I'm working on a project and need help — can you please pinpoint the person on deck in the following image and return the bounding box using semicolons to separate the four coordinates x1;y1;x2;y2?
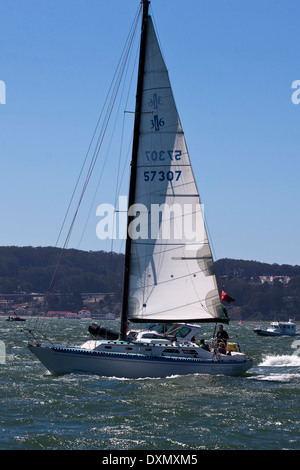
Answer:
217;342;227;355
199;339;210;351
216;325;229;344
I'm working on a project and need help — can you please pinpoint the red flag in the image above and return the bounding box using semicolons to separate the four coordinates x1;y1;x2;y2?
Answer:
221;290;235;303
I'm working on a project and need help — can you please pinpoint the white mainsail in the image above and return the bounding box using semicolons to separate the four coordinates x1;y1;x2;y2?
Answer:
127;17;226;323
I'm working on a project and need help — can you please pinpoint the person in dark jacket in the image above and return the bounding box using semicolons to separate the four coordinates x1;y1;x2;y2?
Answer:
216;325;229;344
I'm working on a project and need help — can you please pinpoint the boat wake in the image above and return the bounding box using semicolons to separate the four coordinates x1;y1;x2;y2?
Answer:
259;354;300;368
249;354;300;382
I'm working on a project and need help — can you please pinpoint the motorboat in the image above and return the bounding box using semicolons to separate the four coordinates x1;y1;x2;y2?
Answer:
254;319;299;337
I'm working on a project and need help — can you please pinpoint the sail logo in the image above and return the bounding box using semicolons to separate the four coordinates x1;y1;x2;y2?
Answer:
148;93;162;109
151;115;165;131
0;80;6;104
96;195;206;247
291;80;300;104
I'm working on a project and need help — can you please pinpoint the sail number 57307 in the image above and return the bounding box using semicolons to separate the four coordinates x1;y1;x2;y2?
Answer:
145;150;182;161
144;170;181;182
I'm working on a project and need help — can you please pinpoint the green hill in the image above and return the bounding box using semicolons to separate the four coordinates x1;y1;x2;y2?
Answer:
0;246;299;320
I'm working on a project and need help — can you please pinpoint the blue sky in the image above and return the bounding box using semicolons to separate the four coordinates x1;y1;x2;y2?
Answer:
0;0;299;266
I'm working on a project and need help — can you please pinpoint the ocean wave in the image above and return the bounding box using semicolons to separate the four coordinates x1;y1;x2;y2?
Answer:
249;372;300;382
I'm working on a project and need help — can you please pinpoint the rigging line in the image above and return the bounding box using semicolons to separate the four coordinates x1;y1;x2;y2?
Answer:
86;6;141;181
78;110;122;250
111;135;133;255
110;112;126;256
204;212;218;262
110;38;139;254
116;132;133;206
110;42;140;257
54;3;142;251
148;4;166;67
42;6;143;323
114;37;140;209
78;37;137;250
60;4;141;248
55;60;124;250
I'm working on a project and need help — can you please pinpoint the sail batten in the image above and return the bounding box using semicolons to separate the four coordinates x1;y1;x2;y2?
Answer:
125;14;227;324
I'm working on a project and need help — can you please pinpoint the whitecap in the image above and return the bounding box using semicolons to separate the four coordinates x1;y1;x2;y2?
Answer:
248;372;300;382
258;354;300;367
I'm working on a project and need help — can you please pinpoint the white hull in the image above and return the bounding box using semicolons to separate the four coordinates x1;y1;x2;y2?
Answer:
254;329;300;337
254;320;299;337
28;342;253;378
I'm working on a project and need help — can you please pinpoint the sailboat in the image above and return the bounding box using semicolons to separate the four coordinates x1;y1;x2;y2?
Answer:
26;1;253;378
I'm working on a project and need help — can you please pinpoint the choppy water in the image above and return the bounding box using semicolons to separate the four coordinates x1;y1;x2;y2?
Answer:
0;318;299;450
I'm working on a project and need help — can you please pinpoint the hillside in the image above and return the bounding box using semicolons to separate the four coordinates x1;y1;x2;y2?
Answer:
214;258;300;321
0;246;299;321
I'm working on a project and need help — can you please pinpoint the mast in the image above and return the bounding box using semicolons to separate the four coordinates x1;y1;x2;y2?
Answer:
120;1;150;340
